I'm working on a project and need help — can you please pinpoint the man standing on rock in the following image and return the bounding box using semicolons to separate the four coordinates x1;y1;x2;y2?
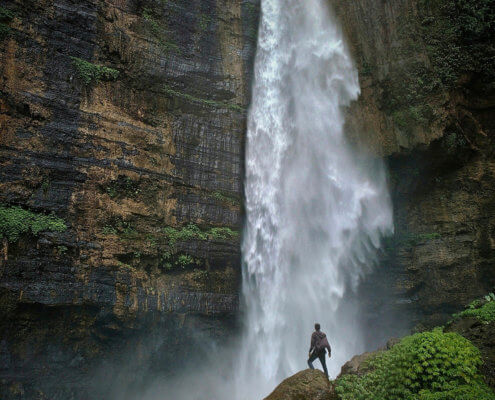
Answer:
307;323;331;379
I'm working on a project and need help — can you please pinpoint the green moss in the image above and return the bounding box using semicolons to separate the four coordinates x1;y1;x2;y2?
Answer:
0;6;15;41
385;232;441;250
198;14;212;31
104;176;141;199
336;328;493;400
209;227;239;240
0;6;14;22
101;219;137;239
376;0;495;132
453;293;495;323
57;245;68;254
163;85;245;112
212;191;240;206
160;251;201;270
0;23;11;40
142;8;180;54
392;105;429;129
102;225;117;235
0;204;67;242
163;223;239;247
70;57;119;85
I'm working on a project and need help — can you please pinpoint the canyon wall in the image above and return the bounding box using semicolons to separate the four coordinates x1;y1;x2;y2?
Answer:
330;0;495;337
0;0;258;398
1;0;494;397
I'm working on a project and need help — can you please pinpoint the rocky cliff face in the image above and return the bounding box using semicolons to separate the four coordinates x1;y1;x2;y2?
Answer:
0;0;258;398
329;0;495;336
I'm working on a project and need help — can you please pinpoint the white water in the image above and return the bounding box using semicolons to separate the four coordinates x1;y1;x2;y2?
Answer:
235;0;393;398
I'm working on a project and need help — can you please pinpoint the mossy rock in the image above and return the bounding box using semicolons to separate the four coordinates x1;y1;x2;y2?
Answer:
264;369;336;400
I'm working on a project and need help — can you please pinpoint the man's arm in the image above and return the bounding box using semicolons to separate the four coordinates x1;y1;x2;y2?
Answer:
325;338;331;357
309;332;316;354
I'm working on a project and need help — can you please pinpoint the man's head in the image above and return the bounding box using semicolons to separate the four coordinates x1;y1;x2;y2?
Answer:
314;323;320;331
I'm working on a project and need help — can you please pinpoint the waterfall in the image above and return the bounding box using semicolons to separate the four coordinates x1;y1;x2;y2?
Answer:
236;0;393;397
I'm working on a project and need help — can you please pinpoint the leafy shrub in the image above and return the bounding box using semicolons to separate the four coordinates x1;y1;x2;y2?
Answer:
454;293;495;323
336;328;492;400
0;204;67;242
419;384;495;400
70;57;119;85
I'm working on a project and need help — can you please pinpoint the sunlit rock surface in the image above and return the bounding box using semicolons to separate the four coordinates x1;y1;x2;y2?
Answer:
0;0;258;398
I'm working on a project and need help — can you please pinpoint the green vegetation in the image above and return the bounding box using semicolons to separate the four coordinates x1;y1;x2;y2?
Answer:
101;219;137;239
212;191;240;206
0;6;14;41
102;225;118;235
243;2;259;40
105;176;141;199
198;14;212;31
163;223;239;246
0;204;67;242
70;57;119;85
336;328;494;400
453;293;495;323
142;7;180;53
57;245;68;254
160;251;201;270
41;179;50;194
160;223;238;271
373;0;495;133
385;232;441;250
163;85;245;112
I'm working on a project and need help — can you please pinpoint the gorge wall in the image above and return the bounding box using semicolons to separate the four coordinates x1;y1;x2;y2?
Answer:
0;0;258;398
1;0;495;398
330;0;495;338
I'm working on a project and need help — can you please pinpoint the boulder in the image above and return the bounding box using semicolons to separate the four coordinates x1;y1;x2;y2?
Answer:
264;369;337;400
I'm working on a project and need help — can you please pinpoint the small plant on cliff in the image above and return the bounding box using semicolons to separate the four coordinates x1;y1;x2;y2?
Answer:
163;224;239;247
336;328;493;400
142;8;180;54
212;191;240;207
70;57;119;85
453;293;495;324
0;6;15;41
0;204;67;242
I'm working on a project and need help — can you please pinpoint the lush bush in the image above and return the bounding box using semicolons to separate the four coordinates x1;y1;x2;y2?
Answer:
0;204;67;242
420;384;495;400
70;57;119;85
454;293;495;323
336;328;493;400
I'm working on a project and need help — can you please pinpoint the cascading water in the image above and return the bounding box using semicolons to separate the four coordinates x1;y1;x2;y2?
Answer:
236;0;393;398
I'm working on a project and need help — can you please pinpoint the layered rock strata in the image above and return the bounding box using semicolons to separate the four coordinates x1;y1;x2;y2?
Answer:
330;0;495;334
0;0;258;398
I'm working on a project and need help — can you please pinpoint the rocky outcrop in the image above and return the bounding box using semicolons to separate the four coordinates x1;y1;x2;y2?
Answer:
329;0;495;334
0;0;259;398
264;370;337;400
